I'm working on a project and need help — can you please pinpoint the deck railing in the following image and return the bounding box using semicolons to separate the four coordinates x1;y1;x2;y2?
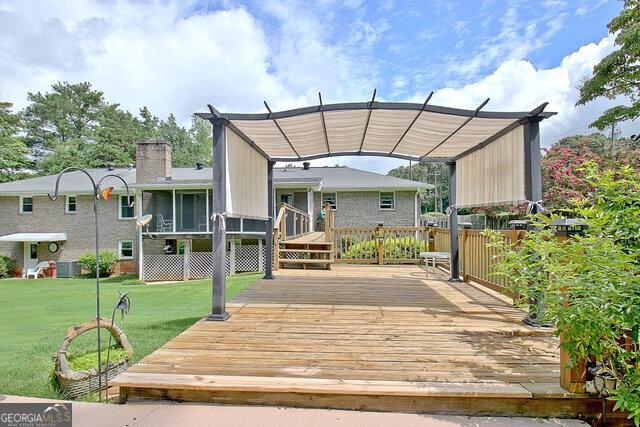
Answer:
330;225;524;294
274;202;310;242
333;225;432;264
273;202;311;270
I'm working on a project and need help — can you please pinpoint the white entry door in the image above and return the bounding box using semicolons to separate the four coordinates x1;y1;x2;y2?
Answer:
23;242;38;273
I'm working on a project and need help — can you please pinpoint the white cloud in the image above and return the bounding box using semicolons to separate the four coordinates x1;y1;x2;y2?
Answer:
0;0;298;119
422;35;639;148
304;35;638;173
0;0;635;177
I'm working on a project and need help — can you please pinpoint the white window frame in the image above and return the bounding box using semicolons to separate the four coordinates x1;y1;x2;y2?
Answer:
20;196;33;214
65;195;77;213
379;191;396;210
118;240;134;259
119;195;135;219
321;192;337;210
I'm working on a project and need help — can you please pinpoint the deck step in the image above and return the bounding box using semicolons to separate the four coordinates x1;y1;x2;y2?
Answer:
280;258;334;264
279;249;334;254
281;241;334;246
114;372;532;398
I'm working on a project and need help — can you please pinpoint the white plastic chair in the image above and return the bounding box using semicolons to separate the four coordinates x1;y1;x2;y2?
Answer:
26;261;50;279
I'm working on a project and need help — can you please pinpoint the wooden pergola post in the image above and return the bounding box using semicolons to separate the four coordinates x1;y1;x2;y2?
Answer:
448;162;461;282
207;118;230;321
264;161;275;279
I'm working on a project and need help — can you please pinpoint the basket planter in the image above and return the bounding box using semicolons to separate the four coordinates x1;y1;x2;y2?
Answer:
53;317;133;398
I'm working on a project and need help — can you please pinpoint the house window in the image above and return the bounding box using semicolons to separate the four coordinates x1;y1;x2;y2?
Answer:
66;195;77;213
279;193;293;205
322;192;337;210
119;195;135;219
118;240;134;259
20;196;33;213
379;192;395;210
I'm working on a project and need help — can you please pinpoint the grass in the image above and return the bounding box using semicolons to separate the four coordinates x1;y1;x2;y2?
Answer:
0;273;261;399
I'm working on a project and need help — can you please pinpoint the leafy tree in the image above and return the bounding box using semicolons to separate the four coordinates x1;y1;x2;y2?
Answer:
22;82;106;155
0;98;30;182
93;105;146;163
188;116;213;165
387;163;448;213
157;114;192;167
16;81;212;177
156;114;212;167
577;0;640;129
139;106;159;137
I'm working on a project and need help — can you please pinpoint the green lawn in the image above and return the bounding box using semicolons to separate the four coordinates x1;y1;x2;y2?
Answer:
0;273;261;399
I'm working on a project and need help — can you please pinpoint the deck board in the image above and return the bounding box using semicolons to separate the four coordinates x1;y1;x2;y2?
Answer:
114;265;605;417
282;232;331;244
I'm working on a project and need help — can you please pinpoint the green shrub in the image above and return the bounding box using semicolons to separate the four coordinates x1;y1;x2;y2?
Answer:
340;236;428;260
487;163;640;425
0;254;17;278
77;250;118;277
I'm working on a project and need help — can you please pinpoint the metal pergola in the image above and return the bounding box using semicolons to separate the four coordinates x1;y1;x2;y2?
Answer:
196;92;555;321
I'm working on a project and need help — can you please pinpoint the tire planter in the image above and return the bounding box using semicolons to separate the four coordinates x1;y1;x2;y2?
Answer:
53;317;133;398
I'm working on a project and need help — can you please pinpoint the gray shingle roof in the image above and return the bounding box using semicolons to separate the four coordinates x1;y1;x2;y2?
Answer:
0;168;136;194
0;165;430;194
274;166;432;190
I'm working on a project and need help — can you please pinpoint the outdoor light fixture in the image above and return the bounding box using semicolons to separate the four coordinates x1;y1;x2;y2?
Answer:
508;220;529;230
48;167;133;403
551;218;587;237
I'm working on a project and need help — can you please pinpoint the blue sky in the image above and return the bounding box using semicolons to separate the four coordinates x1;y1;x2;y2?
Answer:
249;0;619;98
0;0;634;173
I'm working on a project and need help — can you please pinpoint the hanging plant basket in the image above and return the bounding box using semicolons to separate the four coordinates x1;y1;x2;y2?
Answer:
53;317;133;398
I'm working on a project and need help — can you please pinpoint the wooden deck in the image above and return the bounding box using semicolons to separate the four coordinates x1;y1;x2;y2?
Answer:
114;265;605;418
283;231;331;245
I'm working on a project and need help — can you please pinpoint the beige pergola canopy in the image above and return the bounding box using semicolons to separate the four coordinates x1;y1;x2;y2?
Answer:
197;95;555;162
198;94;556;321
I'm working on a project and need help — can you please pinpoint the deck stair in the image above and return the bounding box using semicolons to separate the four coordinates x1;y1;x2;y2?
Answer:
273;202;335;270
279;232;334;270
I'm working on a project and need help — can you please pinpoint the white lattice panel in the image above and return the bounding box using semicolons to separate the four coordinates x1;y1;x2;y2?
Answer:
236;245;259;272
189;252;213;279
144;254;184;282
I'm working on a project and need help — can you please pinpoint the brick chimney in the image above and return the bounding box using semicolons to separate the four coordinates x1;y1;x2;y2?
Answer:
136;138;172;184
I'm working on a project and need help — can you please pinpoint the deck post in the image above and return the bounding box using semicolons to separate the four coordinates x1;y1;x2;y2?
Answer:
448;162;461;282
207;118;230;321
524;118;543;206
264;161;275;279
523;118;550;327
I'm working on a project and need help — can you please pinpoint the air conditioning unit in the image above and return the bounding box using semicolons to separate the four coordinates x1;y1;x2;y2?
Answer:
57;261;80;278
